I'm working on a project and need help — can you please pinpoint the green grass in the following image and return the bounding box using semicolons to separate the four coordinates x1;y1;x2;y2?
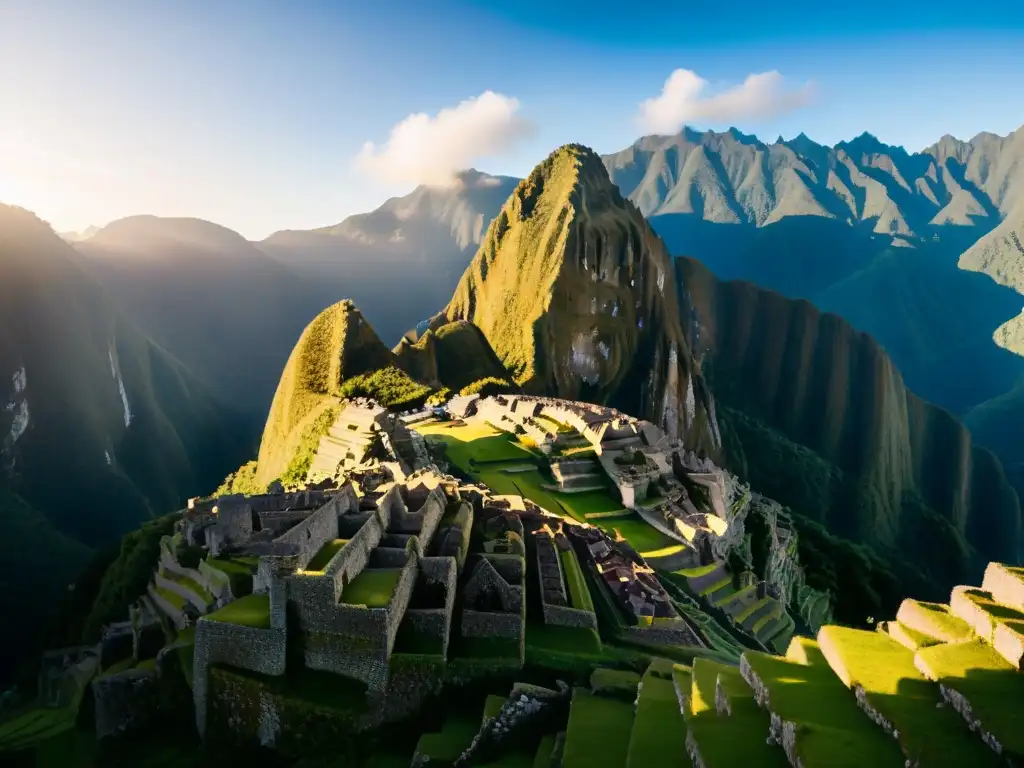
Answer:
526;621;602;656
741;648;906;767
415;420;534;471
304;538;349;572
415;713;480;762
160;567;213;604
560;548;595;613
206;557;257;577
688;665;789;767
590;668;642;697
818;626;1002;766
154;585;186;610
483;694;507;722
204;593;271;628
562;687;635;768
915;639;1024;757
457;634;523;660
533;733;557;768
340;568;402;607
595;514;677;553
625;671;688;768
0;708;76;750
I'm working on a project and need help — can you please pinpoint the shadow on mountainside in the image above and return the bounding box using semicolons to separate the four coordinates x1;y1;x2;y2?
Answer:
653;213;1024;417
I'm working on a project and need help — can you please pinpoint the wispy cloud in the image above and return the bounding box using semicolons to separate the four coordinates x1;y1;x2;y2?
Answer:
355;91;533;186
637;70;816;135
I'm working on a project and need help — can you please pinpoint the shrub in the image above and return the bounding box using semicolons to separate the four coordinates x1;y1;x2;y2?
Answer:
425;387;451;407
280;406;340;487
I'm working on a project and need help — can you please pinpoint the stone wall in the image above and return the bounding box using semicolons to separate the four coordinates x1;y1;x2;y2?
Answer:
541;604;598;630
193;619;287;737
199;559;233;602
93;669;159;741
273;498;340;570
462;610;523;639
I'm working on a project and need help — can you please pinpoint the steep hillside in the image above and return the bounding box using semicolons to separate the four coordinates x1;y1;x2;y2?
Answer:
260;170;518;345
676;255;1021;598
75;215;320;424
443;144;720;454
393;320;513;393
0;205;245;682
254;300;397;486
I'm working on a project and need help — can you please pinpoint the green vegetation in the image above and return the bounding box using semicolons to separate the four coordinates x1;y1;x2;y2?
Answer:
426;387;451;406
205;593;271;628
483;694;506;722
340;569;402;607
742;645;905;766
213;460;264;496
0;707;77;752
339;365;433;409
82;512;179;641
915;639;1024;756
590;668;641;698
625;669;687;768
460;377;516;397
559;549;594;613
817;626;1002;766
256;300;395;486
415;420;534;471
897;599;975;644
596;515;677;554
159;567;213;604
562;687;634;768
280;405;340;487
304;539;349;573
415;713;479;763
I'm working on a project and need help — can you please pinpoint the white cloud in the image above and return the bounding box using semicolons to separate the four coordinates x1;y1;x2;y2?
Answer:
355;91;533;186
637;70;815;135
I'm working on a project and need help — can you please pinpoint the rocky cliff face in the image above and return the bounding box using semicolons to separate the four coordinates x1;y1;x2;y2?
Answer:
675;255;1021;599
444;144;720;456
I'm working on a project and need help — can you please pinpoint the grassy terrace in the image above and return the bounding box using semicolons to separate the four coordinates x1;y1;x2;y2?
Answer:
204;593;271;628
625;669;687;768
415;712;480;763
340;568;402;607
304;538;350;573
915;639;1024;757
595;514;677;554
154;585;186;610
562;687;634;767
483;694;506;723
559;548;594;613
742;644;906;767
0;708;77;752
160;567;213;604
414;420;535;470
688;662;790;768
818;626;1002;766
897;600;975;644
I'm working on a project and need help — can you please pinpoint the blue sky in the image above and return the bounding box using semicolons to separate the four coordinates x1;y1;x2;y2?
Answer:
1;0;1023;239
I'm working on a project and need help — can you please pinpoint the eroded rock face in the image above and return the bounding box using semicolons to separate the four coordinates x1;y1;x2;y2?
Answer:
445;145;720;457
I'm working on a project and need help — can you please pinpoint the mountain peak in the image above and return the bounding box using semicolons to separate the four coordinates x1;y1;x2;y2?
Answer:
443;144;720;451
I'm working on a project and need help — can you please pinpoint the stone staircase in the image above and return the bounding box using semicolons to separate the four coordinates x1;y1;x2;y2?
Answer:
307;416;379;481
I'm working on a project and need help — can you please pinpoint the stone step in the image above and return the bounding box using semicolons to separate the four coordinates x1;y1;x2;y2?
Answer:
914;639;1024;762
691;658;727;716
981;563;1024;613
949;586;1024;644
740;645;905;768
817;625;1002;767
